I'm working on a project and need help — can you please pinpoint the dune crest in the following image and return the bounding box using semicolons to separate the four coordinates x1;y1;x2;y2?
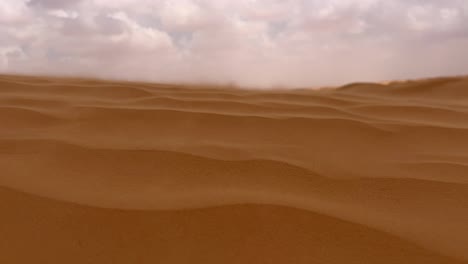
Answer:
1;74;468;263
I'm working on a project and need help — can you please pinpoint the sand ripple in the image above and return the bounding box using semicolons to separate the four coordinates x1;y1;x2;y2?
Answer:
1;74;468;263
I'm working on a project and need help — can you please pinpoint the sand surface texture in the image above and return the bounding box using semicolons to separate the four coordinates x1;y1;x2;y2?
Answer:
1;74;468;263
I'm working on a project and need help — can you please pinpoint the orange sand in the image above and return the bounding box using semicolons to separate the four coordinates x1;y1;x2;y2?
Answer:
1;74;468;263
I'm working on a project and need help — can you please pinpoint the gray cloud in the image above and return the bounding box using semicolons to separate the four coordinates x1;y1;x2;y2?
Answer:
27;0;81;9
1;0;467;87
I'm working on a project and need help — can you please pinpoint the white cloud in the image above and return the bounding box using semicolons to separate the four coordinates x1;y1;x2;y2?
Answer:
0;1;30;23
159;0;203;31
406;5;463;32
0;0;467;87
108;11;173;50
47;9;79;19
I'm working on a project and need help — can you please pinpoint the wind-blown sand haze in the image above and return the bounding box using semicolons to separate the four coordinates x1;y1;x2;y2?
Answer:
1;74;468;263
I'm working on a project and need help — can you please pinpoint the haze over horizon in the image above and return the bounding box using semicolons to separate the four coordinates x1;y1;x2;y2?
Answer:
1;0;468;87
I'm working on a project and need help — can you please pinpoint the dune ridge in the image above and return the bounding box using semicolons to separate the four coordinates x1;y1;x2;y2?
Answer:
1;74;468;263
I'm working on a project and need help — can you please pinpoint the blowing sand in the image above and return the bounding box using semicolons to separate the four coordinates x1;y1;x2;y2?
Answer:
1;74;468;263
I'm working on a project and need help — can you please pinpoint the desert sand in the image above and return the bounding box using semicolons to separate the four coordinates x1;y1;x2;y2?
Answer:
0;74;468;263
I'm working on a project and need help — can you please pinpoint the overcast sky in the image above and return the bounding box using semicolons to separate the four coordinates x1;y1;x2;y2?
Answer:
1;0;467;87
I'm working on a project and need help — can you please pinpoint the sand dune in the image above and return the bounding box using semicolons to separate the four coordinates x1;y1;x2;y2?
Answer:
1;74;468;263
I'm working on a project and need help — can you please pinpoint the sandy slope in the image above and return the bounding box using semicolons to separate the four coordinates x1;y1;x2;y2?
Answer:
1;74;468;263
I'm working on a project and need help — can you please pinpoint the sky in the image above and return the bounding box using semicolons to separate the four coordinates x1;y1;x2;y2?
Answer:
0;0;467;88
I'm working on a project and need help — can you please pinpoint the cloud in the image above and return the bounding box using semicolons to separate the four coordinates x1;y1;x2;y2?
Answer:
0;0;467;87
107;11;173;50
27;0;80;9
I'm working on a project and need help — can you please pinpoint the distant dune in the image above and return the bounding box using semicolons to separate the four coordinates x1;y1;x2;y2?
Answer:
1;74;468;263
